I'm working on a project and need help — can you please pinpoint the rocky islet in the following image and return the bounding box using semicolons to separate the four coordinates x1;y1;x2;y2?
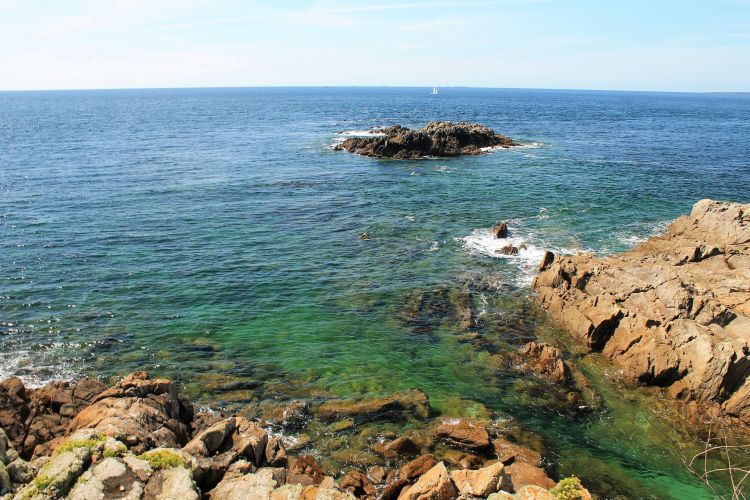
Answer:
334;122;520;159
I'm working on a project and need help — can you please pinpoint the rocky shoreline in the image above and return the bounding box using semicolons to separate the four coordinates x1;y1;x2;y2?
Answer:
334;122;519;159
0;371;591;499
533;199;750;422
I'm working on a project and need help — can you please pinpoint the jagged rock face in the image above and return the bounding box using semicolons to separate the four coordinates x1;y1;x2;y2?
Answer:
0;377;106;460
335;122;519;159
67;371;193;454
533;199;750;420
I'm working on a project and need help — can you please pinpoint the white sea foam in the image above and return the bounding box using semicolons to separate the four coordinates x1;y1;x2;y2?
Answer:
458;225;578;286
335;129;387;138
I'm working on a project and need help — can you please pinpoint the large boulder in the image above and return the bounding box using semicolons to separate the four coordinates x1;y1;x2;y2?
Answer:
533;199;750;420
334;122;520;159
67;372;193;454
449;461;505;497
397;462;457;500
433;419;491;452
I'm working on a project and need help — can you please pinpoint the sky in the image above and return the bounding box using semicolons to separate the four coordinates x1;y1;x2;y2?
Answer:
1;0;749;92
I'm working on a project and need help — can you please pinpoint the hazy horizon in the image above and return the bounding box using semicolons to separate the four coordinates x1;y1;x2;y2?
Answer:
1;85;749;94
1;0;749;93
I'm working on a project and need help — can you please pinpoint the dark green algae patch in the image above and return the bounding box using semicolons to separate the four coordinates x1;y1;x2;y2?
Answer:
86;281;739;499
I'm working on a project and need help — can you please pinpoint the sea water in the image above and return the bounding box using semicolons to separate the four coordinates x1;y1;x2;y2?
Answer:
1;87;749;498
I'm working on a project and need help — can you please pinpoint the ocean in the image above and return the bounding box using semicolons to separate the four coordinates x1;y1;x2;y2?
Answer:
1;87;749;498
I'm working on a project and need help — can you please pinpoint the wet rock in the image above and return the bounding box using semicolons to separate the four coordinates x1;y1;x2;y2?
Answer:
397;462;456;500
492;439;542;467
366;465;386;484
373;436;420;459
513;484;556;499
68;372;192;454
506;462;555;492
381;477;409;500
537;251;554;272
67;457;142;500
493;223;509;239
533;199;750;420
259;401;309;430
433;419;491;452
513;342;570;385
143;466;199;500
286;455;326;486
449;461;505;497
401;286;476;334
501;245;519;255
265;436;288;468
330;419;355;433
399;454;438;481
314;390;429;423
340;470;376;498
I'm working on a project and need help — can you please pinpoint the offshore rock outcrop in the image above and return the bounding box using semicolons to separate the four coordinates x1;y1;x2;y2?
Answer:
533;199;750;421
334;122;520;159
0;373;591;499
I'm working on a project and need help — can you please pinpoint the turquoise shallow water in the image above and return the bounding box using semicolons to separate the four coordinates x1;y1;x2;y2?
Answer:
2;87;750;498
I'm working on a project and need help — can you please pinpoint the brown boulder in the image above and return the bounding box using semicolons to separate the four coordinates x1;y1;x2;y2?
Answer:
0;377;106;459
513;342;570;384
399;454;438;481
493;223;508;239
340;470;376;498
374;436;420;459
287;455;326;486
67;372;192;454
397;462;456;500
506;462;555;492
501;245;519;255
450;461;505;497
492;438;542;466
433;419;491;451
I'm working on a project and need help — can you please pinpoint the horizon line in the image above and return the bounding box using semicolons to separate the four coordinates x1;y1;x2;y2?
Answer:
0;85;748;95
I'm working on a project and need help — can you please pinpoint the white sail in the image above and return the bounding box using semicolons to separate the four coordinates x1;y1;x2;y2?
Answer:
431;87;438;94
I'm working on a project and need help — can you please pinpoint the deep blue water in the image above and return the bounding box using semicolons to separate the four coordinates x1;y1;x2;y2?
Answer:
1;87;749;498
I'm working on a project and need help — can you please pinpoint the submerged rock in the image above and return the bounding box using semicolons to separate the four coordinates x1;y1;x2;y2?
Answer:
334;122;520;159
314;390;429;424
533;199;750;421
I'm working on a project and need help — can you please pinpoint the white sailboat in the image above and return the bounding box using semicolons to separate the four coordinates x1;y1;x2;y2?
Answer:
431;87;438;95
